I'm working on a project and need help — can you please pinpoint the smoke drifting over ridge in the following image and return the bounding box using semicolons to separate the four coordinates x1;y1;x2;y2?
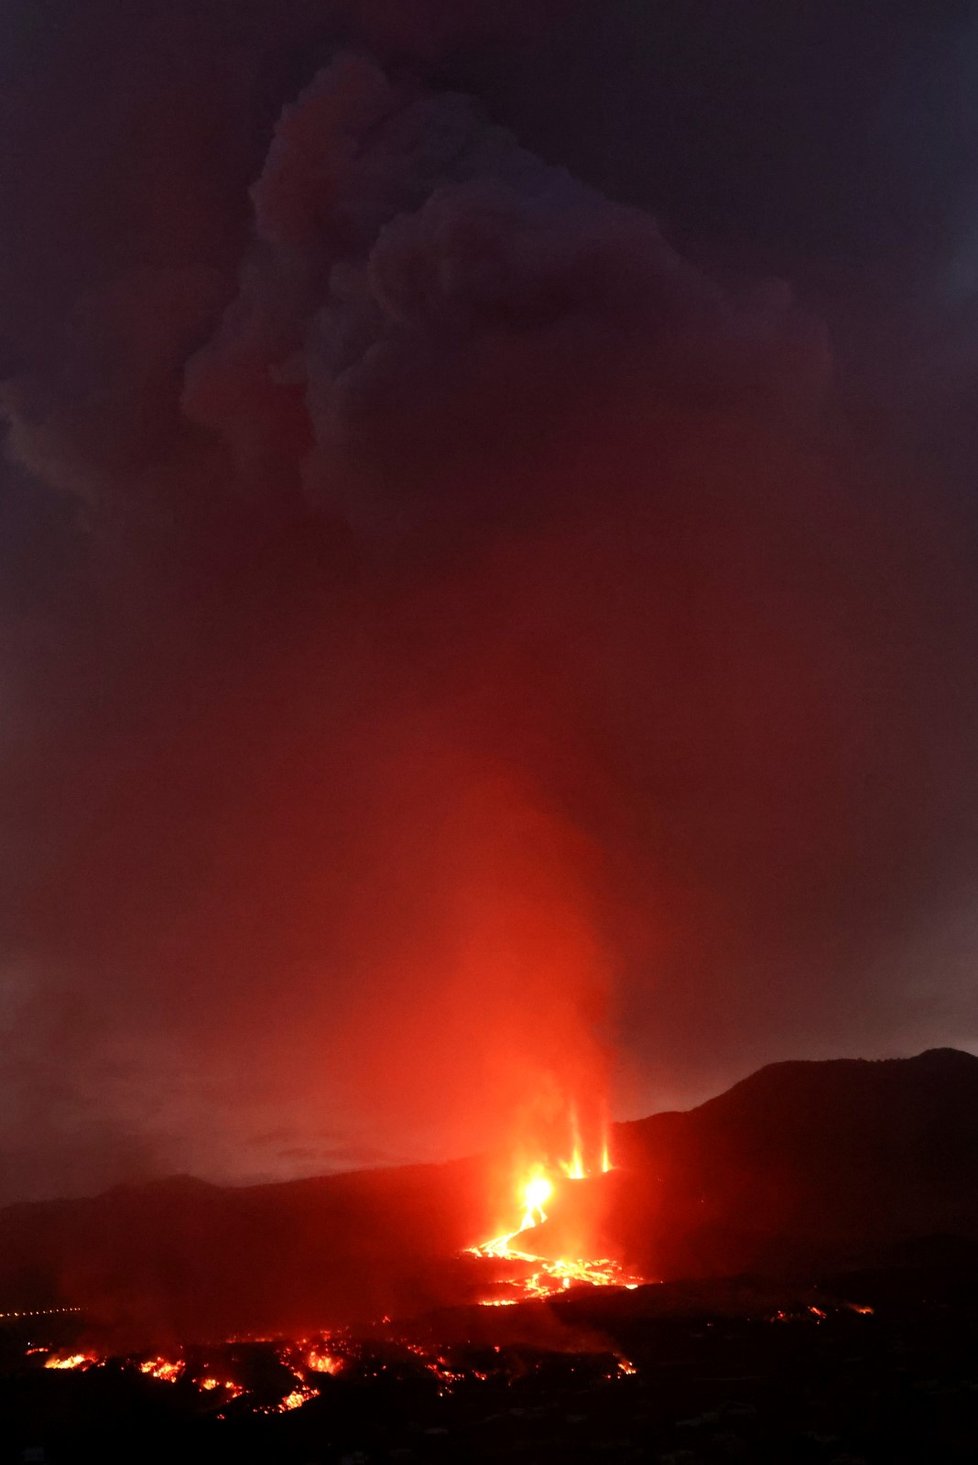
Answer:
1;1;978;1201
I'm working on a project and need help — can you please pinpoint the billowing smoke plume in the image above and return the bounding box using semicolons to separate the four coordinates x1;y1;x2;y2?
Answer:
1;1;977;1201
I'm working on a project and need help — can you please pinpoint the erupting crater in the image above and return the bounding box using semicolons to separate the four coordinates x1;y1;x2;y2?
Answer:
465;1130;649;1305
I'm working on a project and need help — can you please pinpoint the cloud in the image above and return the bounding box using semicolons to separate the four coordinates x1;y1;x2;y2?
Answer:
0;5;975;1203
184;54;828;534
4;267;229;503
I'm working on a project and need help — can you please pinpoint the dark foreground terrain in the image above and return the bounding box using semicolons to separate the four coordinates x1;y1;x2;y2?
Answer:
3;1256;978;1464
4;1051;978;1461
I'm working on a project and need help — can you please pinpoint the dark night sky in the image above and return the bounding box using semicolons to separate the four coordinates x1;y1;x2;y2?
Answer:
1;0;978;1202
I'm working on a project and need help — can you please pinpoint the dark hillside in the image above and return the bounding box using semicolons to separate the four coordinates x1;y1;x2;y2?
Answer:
2;1050;977;1341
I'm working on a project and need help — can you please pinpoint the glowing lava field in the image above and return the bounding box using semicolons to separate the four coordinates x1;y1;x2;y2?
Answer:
4;1267;978;1464
5;1054;978;1461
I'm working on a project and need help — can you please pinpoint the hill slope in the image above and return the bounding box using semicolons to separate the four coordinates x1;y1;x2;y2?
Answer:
2;1049;977;1340
611;1047;978;1276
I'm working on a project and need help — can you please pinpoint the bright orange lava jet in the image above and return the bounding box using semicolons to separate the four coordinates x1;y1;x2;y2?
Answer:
465;1118;648;1303
519;1171;553;1228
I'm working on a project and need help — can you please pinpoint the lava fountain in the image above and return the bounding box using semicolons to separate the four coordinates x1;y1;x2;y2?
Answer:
466;1116;649;1304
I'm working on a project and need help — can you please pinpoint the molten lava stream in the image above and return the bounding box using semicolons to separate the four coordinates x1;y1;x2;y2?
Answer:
466;1156;647;1304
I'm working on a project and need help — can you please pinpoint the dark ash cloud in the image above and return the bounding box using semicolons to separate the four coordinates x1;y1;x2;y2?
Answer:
0;1;976;1202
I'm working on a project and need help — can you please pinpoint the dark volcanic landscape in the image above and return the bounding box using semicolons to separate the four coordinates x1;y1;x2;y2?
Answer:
3;1049;976;1339
2;1051;978;1461
6;2;978;1459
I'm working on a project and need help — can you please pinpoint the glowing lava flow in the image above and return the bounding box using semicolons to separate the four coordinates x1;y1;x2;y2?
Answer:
44;1352;99;1371
305;1346;343;1375
466;1135;647;1304
139;1357;185;1383
259;1385;317;1414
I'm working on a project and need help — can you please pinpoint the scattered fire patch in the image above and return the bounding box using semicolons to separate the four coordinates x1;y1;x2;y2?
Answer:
138;1357;185;1382
258;1384;317;1413
304;1345;343;1375
15;1296;886;1427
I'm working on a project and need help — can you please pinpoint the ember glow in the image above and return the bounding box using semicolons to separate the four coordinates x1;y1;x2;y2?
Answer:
139;1357;185;1383
305;1346;343;1375
27;1339;342;1413
20;1299;882;1417
404;1344;465;1396
197;1375;248;1400
43;1353;98;1371
260;1385;317;1414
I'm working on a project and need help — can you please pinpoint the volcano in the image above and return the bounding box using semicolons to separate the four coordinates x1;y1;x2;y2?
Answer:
4;1051;978;1462
1;1049;976;1343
